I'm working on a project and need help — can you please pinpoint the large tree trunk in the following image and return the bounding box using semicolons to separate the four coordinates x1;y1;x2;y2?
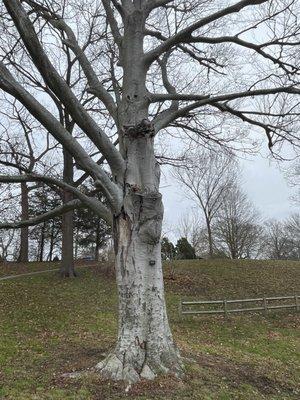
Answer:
18;181;29;263
95;11;182;383
96;193;182;383
95;123;182;383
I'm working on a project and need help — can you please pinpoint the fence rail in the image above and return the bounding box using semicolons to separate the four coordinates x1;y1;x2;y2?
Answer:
180;295;300;316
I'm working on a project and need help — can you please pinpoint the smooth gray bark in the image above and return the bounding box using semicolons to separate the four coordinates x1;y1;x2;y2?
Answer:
91;10;183;381
96;127;182;382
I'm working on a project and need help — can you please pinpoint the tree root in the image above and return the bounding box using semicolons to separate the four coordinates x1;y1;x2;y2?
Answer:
94;347;184;385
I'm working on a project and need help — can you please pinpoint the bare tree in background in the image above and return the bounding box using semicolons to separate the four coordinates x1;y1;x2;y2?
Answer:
263;219;292;259
174;150;237;257
264;214;300;259
286;213;300;259
0;103;59;262
287;161;300;205
177;212;203;254
214;183;262;259
0;0;299;382
0;185;19;260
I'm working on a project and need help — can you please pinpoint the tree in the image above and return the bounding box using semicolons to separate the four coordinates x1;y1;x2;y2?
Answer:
0;229;17;261
0;0;299;383
0;185;20;260
286;161;300;205
286;213;300;260
161;236;176;260
175;237;196;260
174;150;237;257
0;104;58;262
28;184;62;261
263;215;300;260
177;212;204;256
214;184;262;259
263;219;291;259
74;204;111;261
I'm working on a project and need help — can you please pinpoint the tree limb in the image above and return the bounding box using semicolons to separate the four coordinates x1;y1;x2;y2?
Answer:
0;174;113;224
0;199;83;229
144;0;268;65
0;61;122;212
3;0;125;178
153;86;300;132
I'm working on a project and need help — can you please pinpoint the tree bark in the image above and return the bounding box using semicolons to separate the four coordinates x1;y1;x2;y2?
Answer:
95;123;182;382
39;222;45;262
95;221;100;261
18;181;29;263
47;221;55;261
94;10;183;382
205;216;214;258
96;193;182;382
60;147;76;277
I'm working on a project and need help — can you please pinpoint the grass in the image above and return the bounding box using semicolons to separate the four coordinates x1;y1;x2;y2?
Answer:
0;259;299;399
0;260;98;278
0;261;60;277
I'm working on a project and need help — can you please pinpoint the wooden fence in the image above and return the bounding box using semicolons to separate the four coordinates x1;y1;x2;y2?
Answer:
180;295;300;316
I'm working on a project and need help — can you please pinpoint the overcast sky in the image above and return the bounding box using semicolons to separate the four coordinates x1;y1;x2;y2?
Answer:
160;151;299;242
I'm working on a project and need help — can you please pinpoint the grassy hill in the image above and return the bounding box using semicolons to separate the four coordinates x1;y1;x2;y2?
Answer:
0;259;299;400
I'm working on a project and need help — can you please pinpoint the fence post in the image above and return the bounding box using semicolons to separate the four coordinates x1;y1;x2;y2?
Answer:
295;295;299;312
179;299;182;317
263;296;267;315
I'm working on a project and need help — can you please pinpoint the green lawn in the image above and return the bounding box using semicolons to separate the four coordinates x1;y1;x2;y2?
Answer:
0;259;299;399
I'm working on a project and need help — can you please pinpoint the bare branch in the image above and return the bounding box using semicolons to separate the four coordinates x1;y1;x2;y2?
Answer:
3;0;124;177
144;0;268;65
0;173;113;224
0;61;122;211
0;199;84;229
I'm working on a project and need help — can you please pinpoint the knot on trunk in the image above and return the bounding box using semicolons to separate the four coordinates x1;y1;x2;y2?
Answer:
129;191;163;245
123;119;154;139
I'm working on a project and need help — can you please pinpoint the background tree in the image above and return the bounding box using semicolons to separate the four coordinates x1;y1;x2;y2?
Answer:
177;212;204;256
28;184;62;262
175;237;196;260
286;213;300;260
0;0;299;383
173;149;237;257
74;205;111;261
263;216;300;260
0;103;59;262
286;161;300;205
213;183;262;259
161;237;176;260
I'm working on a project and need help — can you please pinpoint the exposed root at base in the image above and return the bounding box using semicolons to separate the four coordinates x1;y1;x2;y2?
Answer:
61;370;91;379
94;351;184;385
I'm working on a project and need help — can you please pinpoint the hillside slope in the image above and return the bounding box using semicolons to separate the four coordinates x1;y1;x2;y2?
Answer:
0;259;299;400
